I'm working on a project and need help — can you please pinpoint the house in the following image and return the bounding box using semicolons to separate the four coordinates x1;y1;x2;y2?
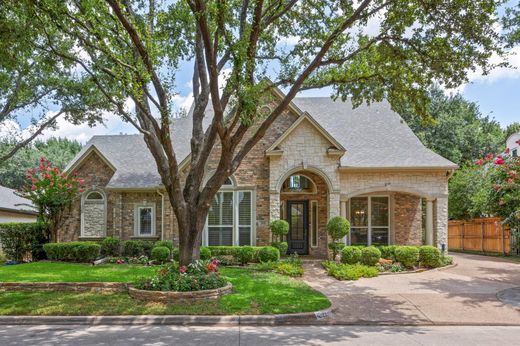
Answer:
506;132;520;157
59;88;457;258
0;185;37;223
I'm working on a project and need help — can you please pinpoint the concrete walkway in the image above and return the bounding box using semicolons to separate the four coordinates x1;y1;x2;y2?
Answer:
302;253;520;325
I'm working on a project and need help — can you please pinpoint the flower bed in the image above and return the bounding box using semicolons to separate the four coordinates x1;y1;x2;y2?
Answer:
0;281;126;293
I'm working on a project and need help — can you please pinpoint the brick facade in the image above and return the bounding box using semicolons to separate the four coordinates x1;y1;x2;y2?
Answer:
393;192;423;245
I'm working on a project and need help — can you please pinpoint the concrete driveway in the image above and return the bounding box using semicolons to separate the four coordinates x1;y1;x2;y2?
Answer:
303;253;520;325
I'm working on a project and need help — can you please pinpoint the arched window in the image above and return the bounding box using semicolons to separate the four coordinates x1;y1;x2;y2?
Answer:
282;175;316;193
81;189;107;238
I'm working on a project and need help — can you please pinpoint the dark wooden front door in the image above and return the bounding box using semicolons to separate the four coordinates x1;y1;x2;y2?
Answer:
287;200;309;255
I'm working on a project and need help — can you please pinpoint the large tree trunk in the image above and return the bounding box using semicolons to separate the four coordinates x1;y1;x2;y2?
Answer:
176;200;210;266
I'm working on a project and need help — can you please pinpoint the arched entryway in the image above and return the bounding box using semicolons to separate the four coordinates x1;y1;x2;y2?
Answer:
279;171;329;257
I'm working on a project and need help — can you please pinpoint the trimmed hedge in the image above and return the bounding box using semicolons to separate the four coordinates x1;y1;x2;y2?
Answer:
151;246;169;263
200;246;212;260
0;222;48;261
271;241;288;256
154;240;174;251
257;246;280;263
378;245;398;261
341;246;362;264
360;246;381;266
395;246;420;268
236;246;255;264
100;237;121;257
43;242;101;262
419;246;442;268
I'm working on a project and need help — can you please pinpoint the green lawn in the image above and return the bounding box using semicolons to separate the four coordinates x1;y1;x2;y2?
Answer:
0;263;330;315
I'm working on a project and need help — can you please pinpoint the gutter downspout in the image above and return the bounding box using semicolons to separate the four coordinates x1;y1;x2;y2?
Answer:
156;190;165;241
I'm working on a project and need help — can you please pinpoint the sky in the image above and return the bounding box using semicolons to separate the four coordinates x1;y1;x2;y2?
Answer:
2;1;519;144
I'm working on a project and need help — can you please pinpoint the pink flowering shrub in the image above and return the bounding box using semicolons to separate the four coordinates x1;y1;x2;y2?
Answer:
22;157;84;241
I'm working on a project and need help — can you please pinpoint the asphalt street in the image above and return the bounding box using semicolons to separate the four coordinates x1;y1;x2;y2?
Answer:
0;325;519;345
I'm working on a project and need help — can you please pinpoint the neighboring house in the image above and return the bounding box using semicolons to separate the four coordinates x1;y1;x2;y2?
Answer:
0;185;37;223
506;132;520;157
59;87;457;258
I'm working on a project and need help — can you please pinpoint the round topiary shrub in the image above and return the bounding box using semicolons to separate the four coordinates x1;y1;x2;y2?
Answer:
341;246;362;264
257;246;280;263
419;246;442;268
395;246;420;268
236;246;255;264
200;246;212;260
100;237;121;257
361;246;381;266
151;246;170;263
154;240;174;251
269;220;289;240
271;241;288;256
171;247;179;261
326;216;350;260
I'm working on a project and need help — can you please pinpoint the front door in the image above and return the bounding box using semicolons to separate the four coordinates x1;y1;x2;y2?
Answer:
287;200;309;255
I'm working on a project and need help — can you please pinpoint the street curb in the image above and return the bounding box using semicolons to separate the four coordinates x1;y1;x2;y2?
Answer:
0;306;334;326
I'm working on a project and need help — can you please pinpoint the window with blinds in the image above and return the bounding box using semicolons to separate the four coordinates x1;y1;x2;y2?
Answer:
206;190;253;246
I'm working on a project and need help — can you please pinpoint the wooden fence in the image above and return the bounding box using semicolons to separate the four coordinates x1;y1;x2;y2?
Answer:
448;217;511;255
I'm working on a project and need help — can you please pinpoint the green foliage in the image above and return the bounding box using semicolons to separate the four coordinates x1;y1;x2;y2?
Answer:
419;246;442;268
341;246;362;264
171;247;180;261
257;246;280;263
236;246;255;264
378;245;398;261
200;246;212;260
122;240;143;258
100;237;121;257
140;241;155;257
322;261;379;281
360;246;381;266
395;246;420;268
0;222;48;261
154;240;174;251
271;241;288;256
151;246;170;263
0;139;82;190
327;216;350;260
43;242;100;262
269;220;289;237
274;262;304;277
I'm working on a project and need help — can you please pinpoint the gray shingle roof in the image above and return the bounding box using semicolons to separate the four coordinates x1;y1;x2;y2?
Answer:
292;97;457;169
65;96;456;188
0;185;37;214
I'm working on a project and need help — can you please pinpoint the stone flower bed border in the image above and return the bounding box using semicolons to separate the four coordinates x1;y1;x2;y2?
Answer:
128;282;233;303
377;262;457;276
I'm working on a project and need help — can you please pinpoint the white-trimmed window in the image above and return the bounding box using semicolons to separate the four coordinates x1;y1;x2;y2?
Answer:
205;177;254;246
135;204;156;236
310;200;318;248
349;196;389;246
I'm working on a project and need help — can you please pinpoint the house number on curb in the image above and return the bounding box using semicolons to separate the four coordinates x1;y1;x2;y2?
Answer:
314;310;331;320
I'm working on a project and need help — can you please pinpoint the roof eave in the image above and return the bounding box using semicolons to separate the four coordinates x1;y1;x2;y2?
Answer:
339;165;458;172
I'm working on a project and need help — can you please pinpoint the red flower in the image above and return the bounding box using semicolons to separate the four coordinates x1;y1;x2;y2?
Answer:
507;178;514;184
475;159;484;166
179;265;187;273
485;153;494;161
493;184;502;191
505;147;510;154
494;156;505;165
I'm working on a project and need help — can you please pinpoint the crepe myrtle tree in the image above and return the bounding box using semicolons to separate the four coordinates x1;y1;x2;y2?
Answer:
9;0;505;264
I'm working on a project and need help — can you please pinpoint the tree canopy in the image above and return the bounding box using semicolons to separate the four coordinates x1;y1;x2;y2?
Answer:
1;0;507;263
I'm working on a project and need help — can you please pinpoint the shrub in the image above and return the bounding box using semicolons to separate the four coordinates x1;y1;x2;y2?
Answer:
100;237;121;257
326;216;350;260
155;240;174;251
341;246;362;264
123;240;143;257
151;246;170;263
441;254;453;266
140;240;155;257
271;241;288;256
328;242;346;260
395;246;420;268
269;219;289;241
257;246;280;263
200;246;211;260
236;246;255;264
322;261;379;280
361;246;381;266
206;246;271;263
43;242;100;262
418;246;442;268
0;222;48;261
171;247;179;261
274;262;304;277
378;245;398;261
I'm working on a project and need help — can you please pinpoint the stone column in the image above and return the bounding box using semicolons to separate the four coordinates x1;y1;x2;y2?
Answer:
340;200;347;244
435;197;448;252
425;198;434;246
329;192;341;218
